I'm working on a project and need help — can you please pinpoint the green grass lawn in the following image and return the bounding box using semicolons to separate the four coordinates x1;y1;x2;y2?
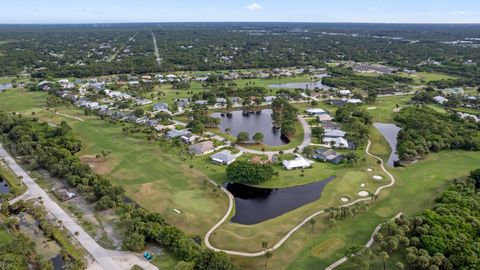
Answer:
0;224;12;246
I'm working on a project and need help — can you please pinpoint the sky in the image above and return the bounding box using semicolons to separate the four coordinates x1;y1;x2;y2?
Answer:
1;0;480;24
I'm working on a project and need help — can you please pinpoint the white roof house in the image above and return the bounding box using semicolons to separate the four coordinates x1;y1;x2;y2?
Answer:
324;129;346;138
306;108;326;116
339;90;352;96
323;137;349;148
282;157;312;170
433;96;448;104
347;99;363;104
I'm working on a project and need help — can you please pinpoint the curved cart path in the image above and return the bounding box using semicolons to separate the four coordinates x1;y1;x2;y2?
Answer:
204;139;396;257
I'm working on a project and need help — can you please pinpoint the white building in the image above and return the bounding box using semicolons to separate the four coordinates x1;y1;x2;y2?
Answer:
282;157;312;170
306;108;326;116
433;96;448;105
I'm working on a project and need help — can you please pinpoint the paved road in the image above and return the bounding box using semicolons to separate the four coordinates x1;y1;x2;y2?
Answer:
204;140;397;258
0;144;157;270
151;31;162;67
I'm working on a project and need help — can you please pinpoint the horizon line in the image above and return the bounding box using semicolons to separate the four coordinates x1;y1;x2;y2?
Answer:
1;21;480;26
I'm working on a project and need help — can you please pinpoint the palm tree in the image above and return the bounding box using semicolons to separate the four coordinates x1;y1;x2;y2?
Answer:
261;240;269;249
264;251;273;267
309;218;317;232
380;251;389;270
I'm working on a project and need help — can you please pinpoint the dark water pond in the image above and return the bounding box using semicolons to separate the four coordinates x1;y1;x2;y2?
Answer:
52;254;66;270
374;123;401;167
211;109;289;146
226;176;336;225
0;176;11;194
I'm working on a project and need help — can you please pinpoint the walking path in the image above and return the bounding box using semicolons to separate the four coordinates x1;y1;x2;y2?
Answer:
0;144;157;270
204;140;397;258
56;112;84;122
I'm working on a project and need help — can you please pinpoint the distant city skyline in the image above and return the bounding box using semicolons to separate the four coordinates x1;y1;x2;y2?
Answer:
2;0;480;24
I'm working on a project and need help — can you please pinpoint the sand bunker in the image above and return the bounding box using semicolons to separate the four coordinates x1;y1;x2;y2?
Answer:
367;168;373;172
358;191;369;197
367;107;377;110
340;196;350;202
360;183;366;188
173;208;182;214
373;175;383;180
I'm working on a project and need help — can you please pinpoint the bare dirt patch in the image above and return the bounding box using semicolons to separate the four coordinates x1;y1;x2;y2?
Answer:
80;155;114;175
310;237;345;259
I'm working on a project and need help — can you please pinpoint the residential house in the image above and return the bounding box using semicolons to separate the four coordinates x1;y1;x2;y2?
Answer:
153;103;169;111
136;99;152;106
195;100;208;105
282;157;312;170
305;108;326;116
188;141;215;156
165;129;191;139
181;134;201;144
317;114;333;122
338;90;352;96
210;150;237;165
324;129;346;138
215;98;227;106
433;96;448;105
154;124;175;132
347;98;363;104
323;137;349;148
443;88;464;96
314;149;345;164
264;96;276;104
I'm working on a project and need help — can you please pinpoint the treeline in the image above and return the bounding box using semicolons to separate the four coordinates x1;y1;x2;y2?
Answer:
395;107;480;161
121;206;239;270
335;104;372;147
271;97;299;138
322;67;414;92
0;112;239;269
347;171;480;270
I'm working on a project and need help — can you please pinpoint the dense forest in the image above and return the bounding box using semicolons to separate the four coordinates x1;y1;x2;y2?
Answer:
0;112;238;270
1;23;480;78
347;171;480;270
395;107;480;160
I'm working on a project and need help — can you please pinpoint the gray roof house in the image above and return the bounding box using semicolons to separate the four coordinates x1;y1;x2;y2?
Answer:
314;149;345;164
166;129;191;139
188;141;215;155
153;103;169;111
210;150;236;165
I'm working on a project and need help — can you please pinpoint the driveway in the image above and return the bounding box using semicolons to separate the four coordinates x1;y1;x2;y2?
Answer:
0;144;157;270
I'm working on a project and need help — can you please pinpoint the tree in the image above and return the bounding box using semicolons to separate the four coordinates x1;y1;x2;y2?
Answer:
380;251;389;270
281;121;296;138
311;127;324;140
264;251;273;267
175;261;194;270
309;218;317;232
253;132;264;144
122;232;145;251
226;161;274;184
261;240;269;249
133;108;144;117
236;132;250;143
187;120;205;134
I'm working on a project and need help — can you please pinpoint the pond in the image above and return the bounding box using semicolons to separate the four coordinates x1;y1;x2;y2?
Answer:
226;176;336;225
374;123;401;167
268;74;331;90
211;109;289;146
0;83;12;92
0;175;11;194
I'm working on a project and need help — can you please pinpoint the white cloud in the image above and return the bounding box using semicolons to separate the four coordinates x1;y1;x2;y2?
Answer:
247;2;262;11
451;11;468;15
